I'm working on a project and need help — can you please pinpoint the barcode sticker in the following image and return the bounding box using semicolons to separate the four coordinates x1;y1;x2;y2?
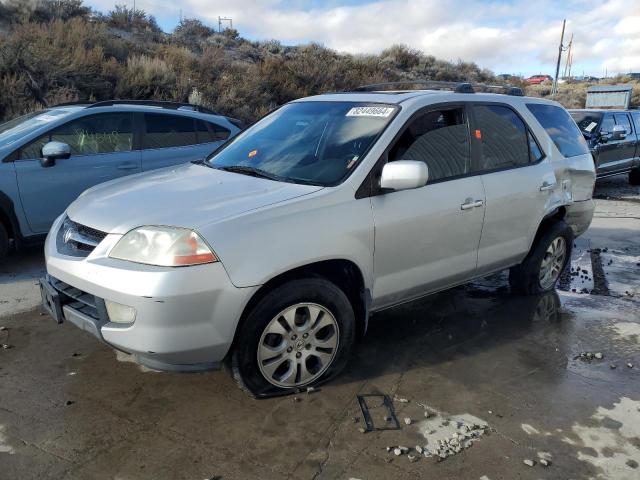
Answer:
346;106;395;118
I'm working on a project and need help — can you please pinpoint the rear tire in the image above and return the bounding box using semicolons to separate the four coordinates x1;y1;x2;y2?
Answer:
229;278;355;397
0;222;9;259
630;168;640;186
509;221;573;295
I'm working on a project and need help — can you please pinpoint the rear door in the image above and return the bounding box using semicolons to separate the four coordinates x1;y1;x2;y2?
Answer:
613;113;636;171
14;112;141;233
141;113;230;171
470;103;555;274
370;104;485;308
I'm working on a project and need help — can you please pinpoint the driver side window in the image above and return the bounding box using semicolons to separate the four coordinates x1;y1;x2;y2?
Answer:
600;114;615;135
388;107;470;182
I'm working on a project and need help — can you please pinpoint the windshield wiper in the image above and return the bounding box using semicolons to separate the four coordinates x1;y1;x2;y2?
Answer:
215;165;283;181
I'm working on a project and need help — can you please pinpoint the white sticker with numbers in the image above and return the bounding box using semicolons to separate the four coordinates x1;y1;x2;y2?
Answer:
346;106;395;118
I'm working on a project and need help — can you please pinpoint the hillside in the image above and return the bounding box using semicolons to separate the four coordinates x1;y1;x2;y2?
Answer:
1;1;638;125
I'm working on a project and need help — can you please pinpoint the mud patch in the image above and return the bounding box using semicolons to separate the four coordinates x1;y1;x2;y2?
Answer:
115;351;159;373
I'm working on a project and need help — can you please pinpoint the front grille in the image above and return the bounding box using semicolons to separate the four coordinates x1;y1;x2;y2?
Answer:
49;276;108;322
56;217;108;257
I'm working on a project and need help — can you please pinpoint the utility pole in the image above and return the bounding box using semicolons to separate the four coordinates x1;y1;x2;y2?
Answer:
552;19;566;97
562;33;573;79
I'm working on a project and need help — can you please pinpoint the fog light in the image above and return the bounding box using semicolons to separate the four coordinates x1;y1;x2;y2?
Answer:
105;300;136;324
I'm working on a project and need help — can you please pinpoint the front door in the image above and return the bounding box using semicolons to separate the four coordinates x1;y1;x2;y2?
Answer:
370;105;485;309
15;112;141;233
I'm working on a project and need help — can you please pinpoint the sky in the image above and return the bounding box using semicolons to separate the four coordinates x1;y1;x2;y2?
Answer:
85;0;640;78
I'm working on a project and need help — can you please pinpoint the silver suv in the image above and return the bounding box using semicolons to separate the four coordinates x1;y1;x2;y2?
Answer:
41;82;596;396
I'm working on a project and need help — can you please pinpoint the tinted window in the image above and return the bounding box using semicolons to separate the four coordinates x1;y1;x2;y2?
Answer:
474;105;530;170
600;114;615;134
21;113;133;159
389;107;469;182
143;114;197;149
527;104;590;157
206;102;396;186
196;120;230;143
614;113;632;133
528;131;544;162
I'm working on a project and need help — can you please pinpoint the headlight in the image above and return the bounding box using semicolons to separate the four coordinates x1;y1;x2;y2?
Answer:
109;226;218;267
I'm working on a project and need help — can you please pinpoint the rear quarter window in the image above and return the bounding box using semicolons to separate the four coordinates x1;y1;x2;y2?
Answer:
526;104;589;157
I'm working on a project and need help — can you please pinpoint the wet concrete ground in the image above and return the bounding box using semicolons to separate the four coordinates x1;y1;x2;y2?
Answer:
1;176;639;480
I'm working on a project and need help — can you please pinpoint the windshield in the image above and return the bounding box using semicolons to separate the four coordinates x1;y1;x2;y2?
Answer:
0;108;79;146
570;111;603;134
206;102;398;185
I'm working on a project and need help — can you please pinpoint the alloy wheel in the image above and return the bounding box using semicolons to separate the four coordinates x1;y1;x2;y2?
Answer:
539;236;567;290
257;303;339;388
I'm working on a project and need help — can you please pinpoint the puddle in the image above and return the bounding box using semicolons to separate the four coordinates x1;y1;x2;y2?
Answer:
0;424;15;454
563;397;640;480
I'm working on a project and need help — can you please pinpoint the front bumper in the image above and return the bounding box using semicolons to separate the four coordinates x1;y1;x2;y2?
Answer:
44;216;258;372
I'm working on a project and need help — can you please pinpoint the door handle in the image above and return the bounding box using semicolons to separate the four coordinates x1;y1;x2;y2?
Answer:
461;198;484;210
117;163;138;170
539;181;556;192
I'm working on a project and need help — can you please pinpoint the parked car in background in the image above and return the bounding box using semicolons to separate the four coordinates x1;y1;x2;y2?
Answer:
569;109;640;184
41;81;595;396
526;75;553;85
0;101;242;257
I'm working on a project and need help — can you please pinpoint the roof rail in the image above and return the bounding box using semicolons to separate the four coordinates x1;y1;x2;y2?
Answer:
354;80;475;94
83;100;221;115
352;80;524;97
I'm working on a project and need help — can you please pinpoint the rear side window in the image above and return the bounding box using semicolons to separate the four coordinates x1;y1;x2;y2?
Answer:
196;120;230;142
143;114;197;149
473;105;530;170
614;113;632;133
527;104;589;157
388;107;470;182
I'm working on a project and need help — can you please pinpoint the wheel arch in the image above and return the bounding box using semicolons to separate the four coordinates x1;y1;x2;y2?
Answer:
0;191;20;244
227;259;369;360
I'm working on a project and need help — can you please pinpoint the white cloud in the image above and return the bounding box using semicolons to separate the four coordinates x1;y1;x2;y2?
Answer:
87;0;640;76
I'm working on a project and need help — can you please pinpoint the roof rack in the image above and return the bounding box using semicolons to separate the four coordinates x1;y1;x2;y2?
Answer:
73;100;221;115
352;80;524;97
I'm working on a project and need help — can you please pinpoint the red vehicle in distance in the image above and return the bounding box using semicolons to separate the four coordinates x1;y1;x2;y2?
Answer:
527;75;553;85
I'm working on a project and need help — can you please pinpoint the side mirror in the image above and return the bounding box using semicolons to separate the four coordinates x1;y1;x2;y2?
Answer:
380;160;428;191
40;141;71;168
611;125;627;141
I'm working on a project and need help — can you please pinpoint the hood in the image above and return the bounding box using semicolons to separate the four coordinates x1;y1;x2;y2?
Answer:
67;163;323;234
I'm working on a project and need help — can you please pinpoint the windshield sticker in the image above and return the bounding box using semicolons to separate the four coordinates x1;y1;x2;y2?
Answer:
584;122;598;133
346;106;395;118
248;149;258;158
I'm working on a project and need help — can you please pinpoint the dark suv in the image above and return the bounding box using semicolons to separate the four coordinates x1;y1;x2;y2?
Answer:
569;109;640;184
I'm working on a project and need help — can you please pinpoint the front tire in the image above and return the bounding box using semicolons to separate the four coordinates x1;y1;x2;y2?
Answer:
509;221;573;295
630;168;640;186
229;278;355;397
